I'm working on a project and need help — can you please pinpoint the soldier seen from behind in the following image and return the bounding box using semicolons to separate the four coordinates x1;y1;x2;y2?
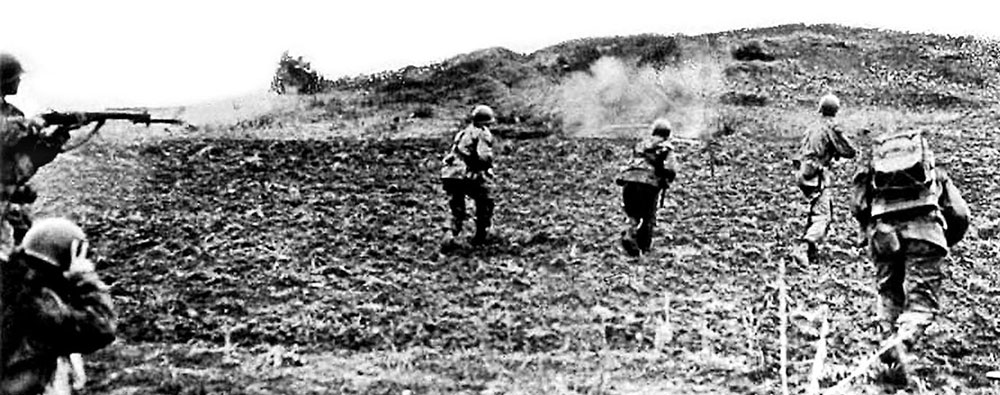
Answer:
850;130;968;385
441;105;497;245
615;118;677;256
0;53;105;256
793;93;857;264
1;218;117;395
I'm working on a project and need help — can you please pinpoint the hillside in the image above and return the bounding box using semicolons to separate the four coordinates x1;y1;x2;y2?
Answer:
23;24;1000;394
329;23;999;126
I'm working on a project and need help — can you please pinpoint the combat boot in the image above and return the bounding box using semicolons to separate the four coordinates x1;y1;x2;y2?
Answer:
451;217;464;237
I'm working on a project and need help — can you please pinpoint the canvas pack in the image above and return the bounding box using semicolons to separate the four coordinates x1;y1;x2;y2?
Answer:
870;129;941;217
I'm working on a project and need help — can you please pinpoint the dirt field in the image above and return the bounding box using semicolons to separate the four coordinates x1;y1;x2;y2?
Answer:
20;102;998;395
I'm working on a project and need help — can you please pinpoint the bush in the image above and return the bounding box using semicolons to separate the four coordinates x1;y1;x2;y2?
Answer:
271;51;328;95
731;41;775;62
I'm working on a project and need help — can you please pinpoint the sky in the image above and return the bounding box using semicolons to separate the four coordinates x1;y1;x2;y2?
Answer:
1;0;998;113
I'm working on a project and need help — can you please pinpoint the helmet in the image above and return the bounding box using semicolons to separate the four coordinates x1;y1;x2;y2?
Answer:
818;94;840;116
471;105;495;125
22;217;87;270
651;117;672;137
0;53;23;82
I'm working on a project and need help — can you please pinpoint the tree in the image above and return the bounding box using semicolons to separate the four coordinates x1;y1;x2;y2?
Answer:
271;51;326;95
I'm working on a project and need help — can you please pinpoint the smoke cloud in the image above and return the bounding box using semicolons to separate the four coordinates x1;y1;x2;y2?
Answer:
554;55;726;139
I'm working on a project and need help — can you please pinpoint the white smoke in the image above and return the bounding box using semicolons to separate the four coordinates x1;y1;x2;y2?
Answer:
554;55;725;139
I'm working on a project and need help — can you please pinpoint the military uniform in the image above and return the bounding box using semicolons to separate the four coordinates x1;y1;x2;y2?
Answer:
441;110;496;244
852;166;967;330
795;115;857;258
0;112;70;258
616;129;676;256
1;54;101;394
0;246;116;395
0;100;28;252
1;54;85;258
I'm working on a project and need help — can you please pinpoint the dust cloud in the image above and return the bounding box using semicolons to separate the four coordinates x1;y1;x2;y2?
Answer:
554;56;725;139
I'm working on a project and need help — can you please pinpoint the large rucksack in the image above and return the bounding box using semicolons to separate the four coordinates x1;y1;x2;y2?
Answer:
869;130;941;217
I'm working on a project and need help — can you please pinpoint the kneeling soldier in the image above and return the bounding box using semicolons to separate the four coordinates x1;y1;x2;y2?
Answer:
1;218;117;395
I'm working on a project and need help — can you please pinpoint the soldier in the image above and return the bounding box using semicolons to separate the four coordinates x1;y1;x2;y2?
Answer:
615;118;676;256
0;53;25;117
850;130;968;383
1;217;117;395
441;105;496;245
793;93;857;264
0;53;105;256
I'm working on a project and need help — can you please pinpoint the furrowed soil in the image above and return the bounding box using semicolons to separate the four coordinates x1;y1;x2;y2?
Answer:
28;106;1000;395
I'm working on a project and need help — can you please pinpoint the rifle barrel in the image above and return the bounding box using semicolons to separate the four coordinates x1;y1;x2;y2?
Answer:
41;111;182;126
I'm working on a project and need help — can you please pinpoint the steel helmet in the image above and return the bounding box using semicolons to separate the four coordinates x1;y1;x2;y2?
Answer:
0;53;23;83
471;105;495;125
651;118;672;137
818;94;840;116
22;217;87;270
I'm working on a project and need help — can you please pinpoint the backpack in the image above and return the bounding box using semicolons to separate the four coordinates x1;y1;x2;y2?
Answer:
869;130;941;217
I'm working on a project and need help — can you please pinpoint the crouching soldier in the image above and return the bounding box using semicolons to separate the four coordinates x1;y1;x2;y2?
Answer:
615;118;677;256
1;218;117;395
441;105;497;245
793;93;857;265
850;130;968;383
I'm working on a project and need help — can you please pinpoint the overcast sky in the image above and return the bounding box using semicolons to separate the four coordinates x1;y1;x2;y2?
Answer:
1;0;997;113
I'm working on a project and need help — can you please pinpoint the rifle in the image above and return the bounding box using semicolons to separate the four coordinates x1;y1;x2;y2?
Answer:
40;111;183;127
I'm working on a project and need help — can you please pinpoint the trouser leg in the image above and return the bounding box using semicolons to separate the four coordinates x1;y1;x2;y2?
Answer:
622;183;658;254
898;240;946;345
875;252;906;331
903;240;946;315
469;182;494;241
874;250;905;366
637;196;657;252
442;180;467;236
621;184;641;256
803;184;831;245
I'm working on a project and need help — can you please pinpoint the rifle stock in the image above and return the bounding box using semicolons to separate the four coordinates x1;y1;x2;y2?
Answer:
40;111;183;127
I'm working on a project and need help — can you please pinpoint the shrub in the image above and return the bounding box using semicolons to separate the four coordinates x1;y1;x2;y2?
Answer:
271;51;328;95
731;41;775;62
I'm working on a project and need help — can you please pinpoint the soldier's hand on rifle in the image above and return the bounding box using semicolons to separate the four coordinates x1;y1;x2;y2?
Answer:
59;119;106;152
44;112;89;133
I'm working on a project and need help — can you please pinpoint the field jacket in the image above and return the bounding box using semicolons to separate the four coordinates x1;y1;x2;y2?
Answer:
441;124;495;182
795;118;856;194
0;249;117;395
851;167;969;253
616;135;676;189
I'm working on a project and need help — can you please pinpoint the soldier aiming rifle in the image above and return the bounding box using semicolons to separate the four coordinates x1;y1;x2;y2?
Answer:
1;53;183;252
1;52;175;392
